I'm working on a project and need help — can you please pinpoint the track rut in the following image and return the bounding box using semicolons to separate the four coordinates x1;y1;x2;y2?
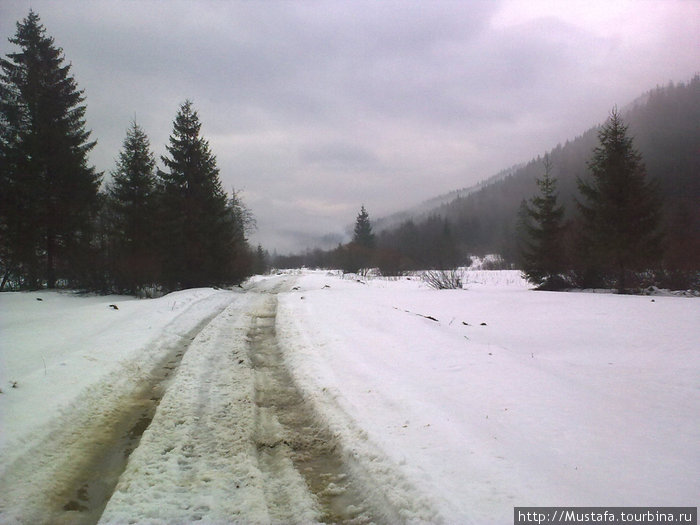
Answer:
248;293;382;524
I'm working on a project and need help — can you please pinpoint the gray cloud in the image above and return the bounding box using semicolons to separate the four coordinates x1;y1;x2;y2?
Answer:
1;0;697;253
300;142;380;170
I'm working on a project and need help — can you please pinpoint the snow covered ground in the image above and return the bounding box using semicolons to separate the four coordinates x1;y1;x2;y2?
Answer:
0;288;234;464
278;271;700;523
1;271;698;523
0;288;237;523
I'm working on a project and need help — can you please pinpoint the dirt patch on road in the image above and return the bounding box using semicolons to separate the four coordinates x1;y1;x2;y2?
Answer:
0;306;229;525
54;335;195;524
248;295;381;524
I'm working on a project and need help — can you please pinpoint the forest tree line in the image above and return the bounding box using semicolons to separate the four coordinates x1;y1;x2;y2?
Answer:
0;11;256;293
2;11;697;294
277;77;699;292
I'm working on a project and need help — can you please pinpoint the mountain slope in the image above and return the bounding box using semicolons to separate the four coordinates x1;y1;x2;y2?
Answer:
372;164;523;233
379;76;700;268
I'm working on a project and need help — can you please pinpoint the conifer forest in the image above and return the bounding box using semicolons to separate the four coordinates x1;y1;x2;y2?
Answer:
1;12;253;293
1;10;699;293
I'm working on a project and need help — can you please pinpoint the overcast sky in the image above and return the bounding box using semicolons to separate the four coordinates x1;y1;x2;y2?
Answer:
1;1;698;253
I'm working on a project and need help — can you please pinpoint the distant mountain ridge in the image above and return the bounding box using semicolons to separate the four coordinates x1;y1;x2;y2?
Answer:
370;87;660;235
373;164;524;232
376;75;700;267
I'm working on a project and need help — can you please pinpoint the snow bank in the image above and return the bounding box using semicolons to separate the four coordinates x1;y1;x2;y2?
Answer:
277;271;700;523
0;288;234;472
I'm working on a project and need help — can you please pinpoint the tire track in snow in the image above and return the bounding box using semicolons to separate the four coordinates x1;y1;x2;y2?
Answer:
248;292;386;524
99;290;289;523
0;292;234;525
3;277;437;523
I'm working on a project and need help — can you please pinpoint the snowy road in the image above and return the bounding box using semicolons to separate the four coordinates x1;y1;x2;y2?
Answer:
1;276;436;524
1;271;698;524
101;278;430;524
0;290;236;524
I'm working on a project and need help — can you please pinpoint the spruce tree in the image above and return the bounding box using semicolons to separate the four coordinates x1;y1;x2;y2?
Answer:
0;11;99;288
107;121;157;292
342;205;375;273
157;101;245;288
352;205;375;249
520;155;566;288
577;108;663;292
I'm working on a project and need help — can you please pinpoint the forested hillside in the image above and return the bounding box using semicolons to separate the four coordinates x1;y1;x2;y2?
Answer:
380;76;700;277
278;77;699;290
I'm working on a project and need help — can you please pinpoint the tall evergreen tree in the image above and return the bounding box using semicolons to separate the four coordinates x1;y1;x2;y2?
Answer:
577;108;663;292
107;121;158;292
157;100;246;288
0;11;99;289
520;155;566;288
341;205;375;273
352;205;375;249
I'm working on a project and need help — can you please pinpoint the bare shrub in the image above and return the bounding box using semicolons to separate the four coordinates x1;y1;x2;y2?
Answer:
422;269;463;290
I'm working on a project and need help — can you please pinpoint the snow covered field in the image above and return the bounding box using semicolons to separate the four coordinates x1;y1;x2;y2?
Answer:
0;271;698;523
0;288;234;462
278;271;700;522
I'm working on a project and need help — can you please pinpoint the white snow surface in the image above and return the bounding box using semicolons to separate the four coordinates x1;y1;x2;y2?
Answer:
1;271;698;523
0;288;237;523
276;270;700;523
0;288;234;466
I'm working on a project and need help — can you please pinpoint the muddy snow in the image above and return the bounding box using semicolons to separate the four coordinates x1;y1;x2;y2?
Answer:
1;271;698;523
